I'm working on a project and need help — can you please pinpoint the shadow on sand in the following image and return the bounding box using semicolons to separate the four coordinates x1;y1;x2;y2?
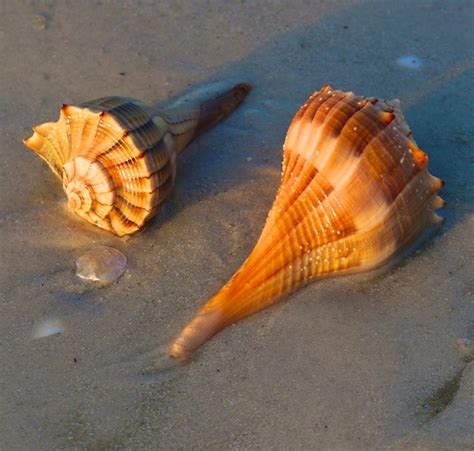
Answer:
148;0;473;237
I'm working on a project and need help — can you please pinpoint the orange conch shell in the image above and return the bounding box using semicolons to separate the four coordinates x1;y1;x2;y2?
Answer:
169;85;445;359
24;82;251;236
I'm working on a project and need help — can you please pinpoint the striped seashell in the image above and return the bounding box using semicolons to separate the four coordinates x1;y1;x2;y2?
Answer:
169;85;445;359
24;81;251;236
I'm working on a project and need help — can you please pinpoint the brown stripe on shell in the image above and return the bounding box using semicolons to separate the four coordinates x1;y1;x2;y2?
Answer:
81;96;136;112
93;124;171;179
108;205;140;235
103;101;152;130
282;88;346;183
109;155;174;188
114;196;150;224
123;120;164;152
346;101;392;155
118;189;159;211
316;93;367;142
144;136;174;173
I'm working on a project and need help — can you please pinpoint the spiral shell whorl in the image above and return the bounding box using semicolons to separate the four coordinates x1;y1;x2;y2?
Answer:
62;156;115;227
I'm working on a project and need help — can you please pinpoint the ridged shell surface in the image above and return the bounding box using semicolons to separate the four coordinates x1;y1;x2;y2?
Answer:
24;82;251;236
169;85;445;359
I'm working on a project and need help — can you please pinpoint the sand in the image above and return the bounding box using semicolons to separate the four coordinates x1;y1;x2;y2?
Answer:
1;0;473;449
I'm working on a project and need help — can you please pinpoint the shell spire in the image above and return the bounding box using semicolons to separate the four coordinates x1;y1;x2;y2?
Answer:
24;81;251;236
169;85;445;359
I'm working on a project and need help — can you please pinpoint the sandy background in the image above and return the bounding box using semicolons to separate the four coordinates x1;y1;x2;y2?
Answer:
1;0;473;449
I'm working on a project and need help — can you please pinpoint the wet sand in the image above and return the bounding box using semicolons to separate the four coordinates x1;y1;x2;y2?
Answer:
1;0;473;449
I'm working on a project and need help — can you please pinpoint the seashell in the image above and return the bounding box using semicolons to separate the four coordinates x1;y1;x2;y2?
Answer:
75;245;127;283
33;319;65;339
169;85;445;359
24;81;251;236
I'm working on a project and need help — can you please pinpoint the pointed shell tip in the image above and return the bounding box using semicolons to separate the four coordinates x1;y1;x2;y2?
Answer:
168;342;189;361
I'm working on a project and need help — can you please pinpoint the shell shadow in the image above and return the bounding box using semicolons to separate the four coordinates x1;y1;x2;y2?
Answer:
145;0;473;237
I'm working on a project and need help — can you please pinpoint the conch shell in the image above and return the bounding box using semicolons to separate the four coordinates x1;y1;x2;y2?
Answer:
169;85;445;359
24;81;251;236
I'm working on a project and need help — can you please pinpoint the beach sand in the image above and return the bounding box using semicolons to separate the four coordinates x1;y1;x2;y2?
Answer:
1;0;473;448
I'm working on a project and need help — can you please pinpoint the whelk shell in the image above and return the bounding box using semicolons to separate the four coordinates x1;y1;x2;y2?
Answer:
24;81;251;236
169;85;445;359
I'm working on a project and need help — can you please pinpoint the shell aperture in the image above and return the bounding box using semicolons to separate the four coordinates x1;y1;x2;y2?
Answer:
24;82;251;236
169;85;445;359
